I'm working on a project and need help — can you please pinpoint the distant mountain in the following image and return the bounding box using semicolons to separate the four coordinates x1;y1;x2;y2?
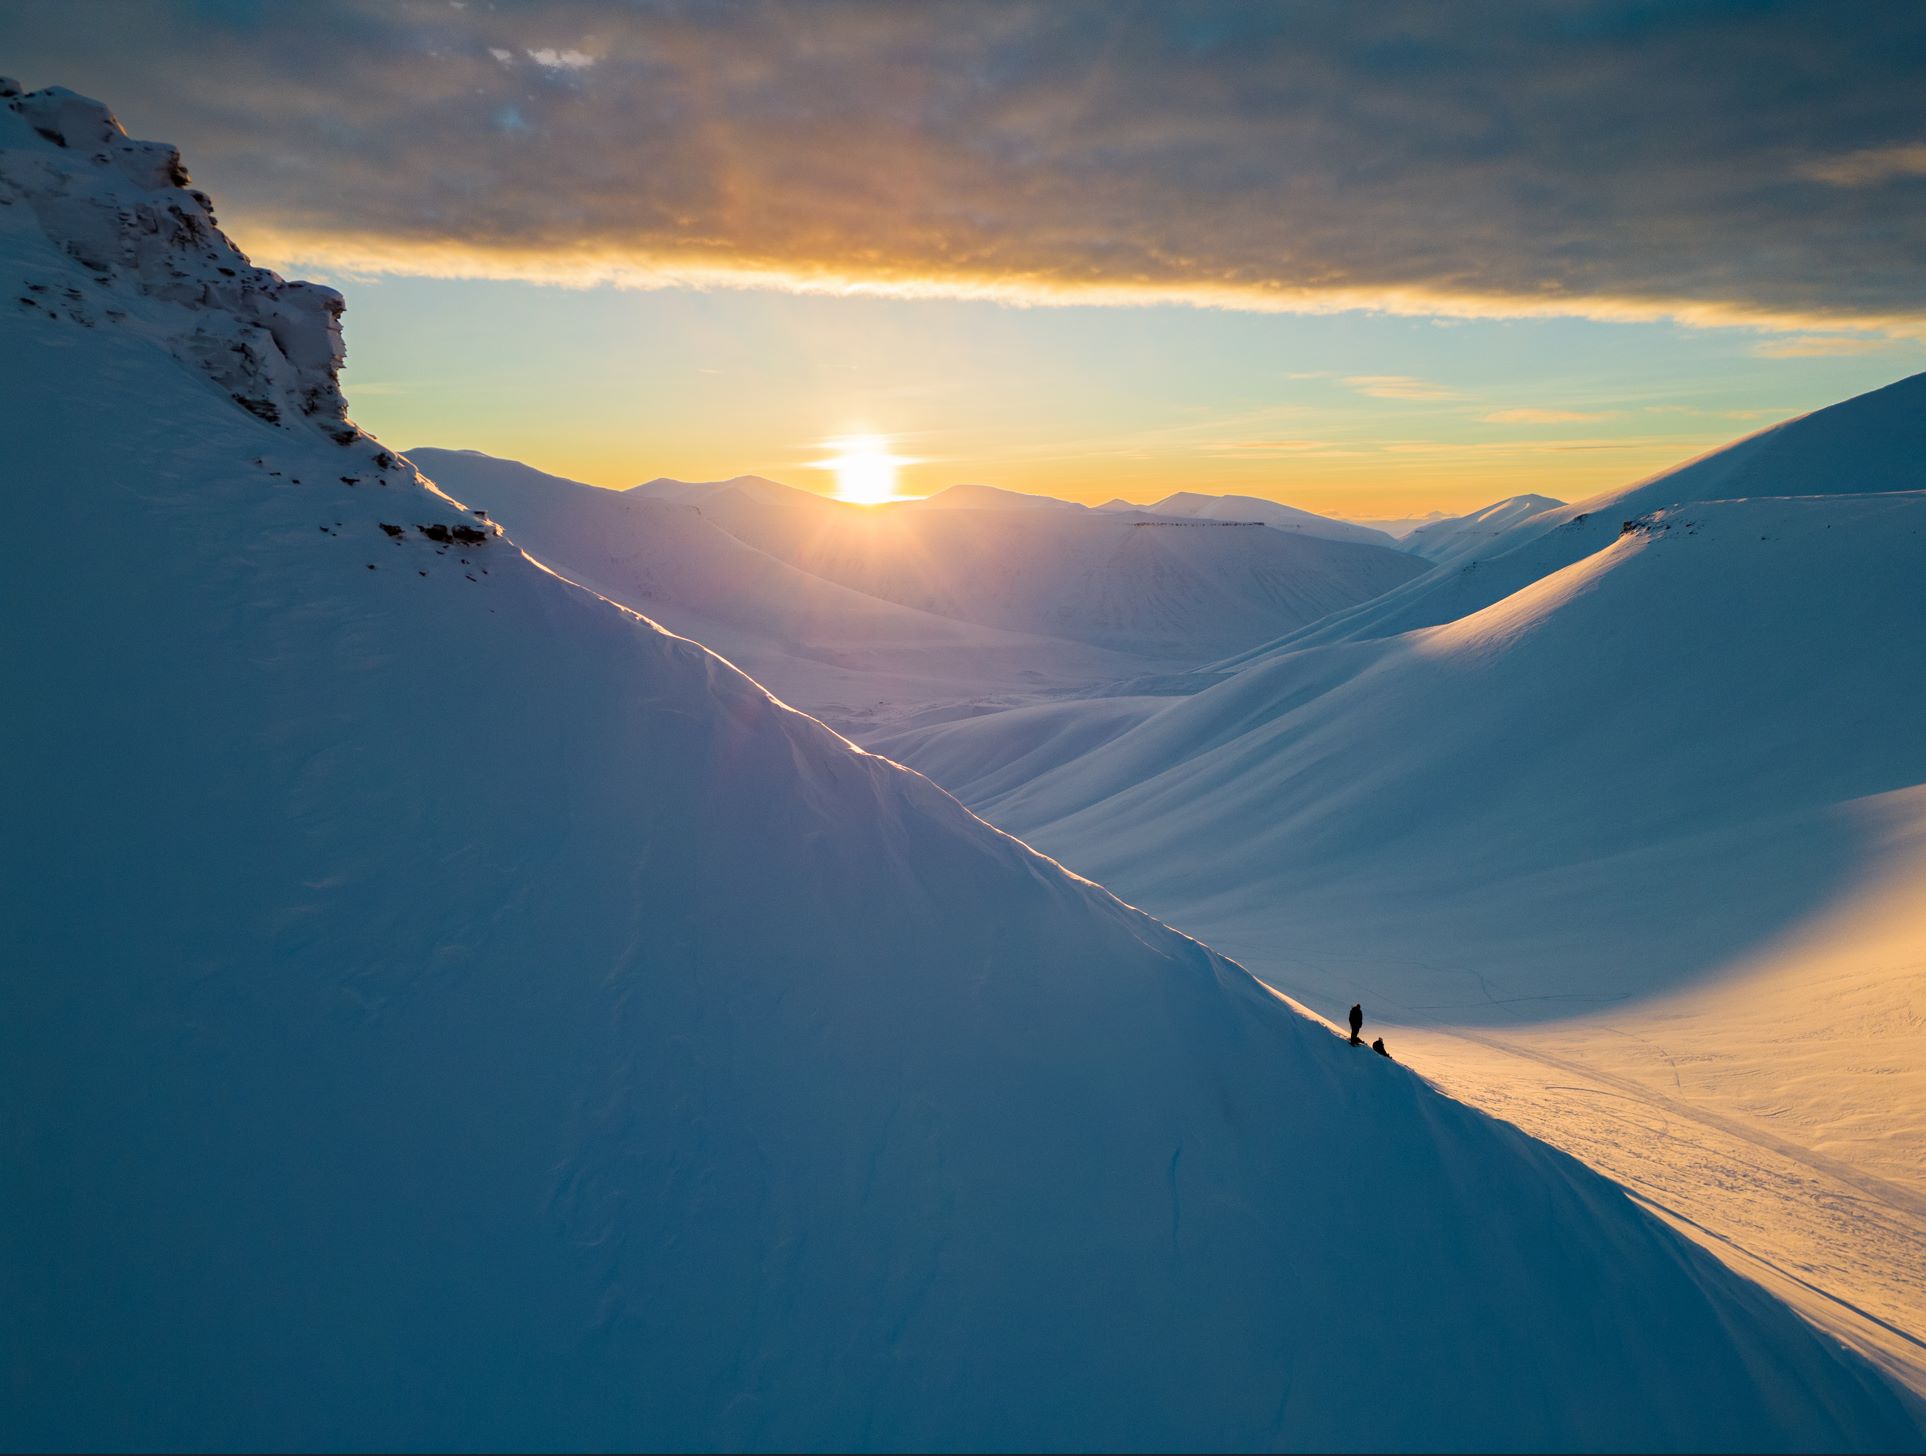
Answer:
678;483;1428;662
913;481;1082;510
411;449;1145;731
1139;490;1400;547
1220;373;1926;663
15;79;1920;1451
1345;509;1453;538
628;472;816;508
1401;493;1566;566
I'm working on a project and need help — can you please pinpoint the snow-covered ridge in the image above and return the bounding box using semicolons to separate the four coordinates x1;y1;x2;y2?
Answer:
1215;372;1926;665
0;79;360;446
1401;492;1566;565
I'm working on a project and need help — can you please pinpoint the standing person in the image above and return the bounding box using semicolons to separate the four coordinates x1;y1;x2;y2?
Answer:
1348;1003;1363;1046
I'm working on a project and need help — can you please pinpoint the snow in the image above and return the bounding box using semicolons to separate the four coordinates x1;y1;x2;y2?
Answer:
1120;488;1401;547
1219;375;1926;664
655;482;1428;662
896;479;1926;1395
1401;493;1567;565
408;448;1150;735
627;471;816;508
912;481;1082;510
7;81;1923;1450
427;449;1429;717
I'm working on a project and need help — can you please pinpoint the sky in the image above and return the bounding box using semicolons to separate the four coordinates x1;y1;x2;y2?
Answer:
6;0;1924;514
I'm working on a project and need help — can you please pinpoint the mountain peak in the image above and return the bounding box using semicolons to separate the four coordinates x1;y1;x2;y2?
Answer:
916;482;1077;510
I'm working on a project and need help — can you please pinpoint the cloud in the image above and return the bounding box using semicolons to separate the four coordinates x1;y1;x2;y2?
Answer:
6;1;1925;335
1799;143;1926;187
1482;407;1616;423
525;47;594;71
1751;334;1896;358
1345;375;1460;401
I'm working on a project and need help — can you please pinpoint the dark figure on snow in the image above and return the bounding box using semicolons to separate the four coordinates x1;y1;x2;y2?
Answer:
1348;1003;1363;1046
1372;1037;1391;1060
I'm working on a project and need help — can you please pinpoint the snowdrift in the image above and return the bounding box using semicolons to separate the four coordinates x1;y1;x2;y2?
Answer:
5;83;1922;1451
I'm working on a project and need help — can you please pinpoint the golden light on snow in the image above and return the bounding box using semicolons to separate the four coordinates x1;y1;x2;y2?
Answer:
814;434;911;504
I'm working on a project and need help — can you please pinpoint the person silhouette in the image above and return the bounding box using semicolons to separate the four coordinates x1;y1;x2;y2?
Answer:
1372;1037;1391;1060
1348;1003;1363;1046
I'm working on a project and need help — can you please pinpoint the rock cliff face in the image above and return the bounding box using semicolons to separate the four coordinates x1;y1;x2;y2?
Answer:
1;78;358;444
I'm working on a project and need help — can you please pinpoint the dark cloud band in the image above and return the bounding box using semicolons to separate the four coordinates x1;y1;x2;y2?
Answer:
6;0;1922;333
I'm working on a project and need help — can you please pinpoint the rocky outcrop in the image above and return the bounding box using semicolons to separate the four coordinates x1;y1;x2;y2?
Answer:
0;79;357;443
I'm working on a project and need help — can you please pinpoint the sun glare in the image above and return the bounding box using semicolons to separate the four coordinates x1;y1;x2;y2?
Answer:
815;434;910;504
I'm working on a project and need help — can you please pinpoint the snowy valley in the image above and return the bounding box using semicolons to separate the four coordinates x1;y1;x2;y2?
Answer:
4;77;1925;1455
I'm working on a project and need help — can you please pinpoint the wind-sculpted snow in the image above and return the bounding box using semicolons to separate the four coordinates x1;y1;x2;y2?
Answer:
5;85;1923;1451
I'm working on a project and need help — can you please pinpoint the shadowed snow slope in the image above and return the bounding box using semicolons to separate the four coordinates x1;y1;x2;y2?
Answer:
4;83;1922;1451
1218;374;1926;664
407;448;1146;733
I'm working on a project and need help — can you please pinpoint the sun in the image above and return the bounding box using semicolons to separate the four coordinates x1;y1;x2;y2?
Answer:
815;434;910;504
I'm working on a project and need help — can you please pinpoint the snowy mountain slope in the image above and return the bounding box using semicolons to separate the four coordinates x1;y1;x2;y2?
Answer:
1401;493;1566;565
1136;489;1401;547
914;481;1081;510
1217;375;1926;665
868;694;1169;807
678;485;1429;662
627;471;814;508
933;486;1926;1391
406;448;1147;732
7;81;1924;1452
984;491;1926;1002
